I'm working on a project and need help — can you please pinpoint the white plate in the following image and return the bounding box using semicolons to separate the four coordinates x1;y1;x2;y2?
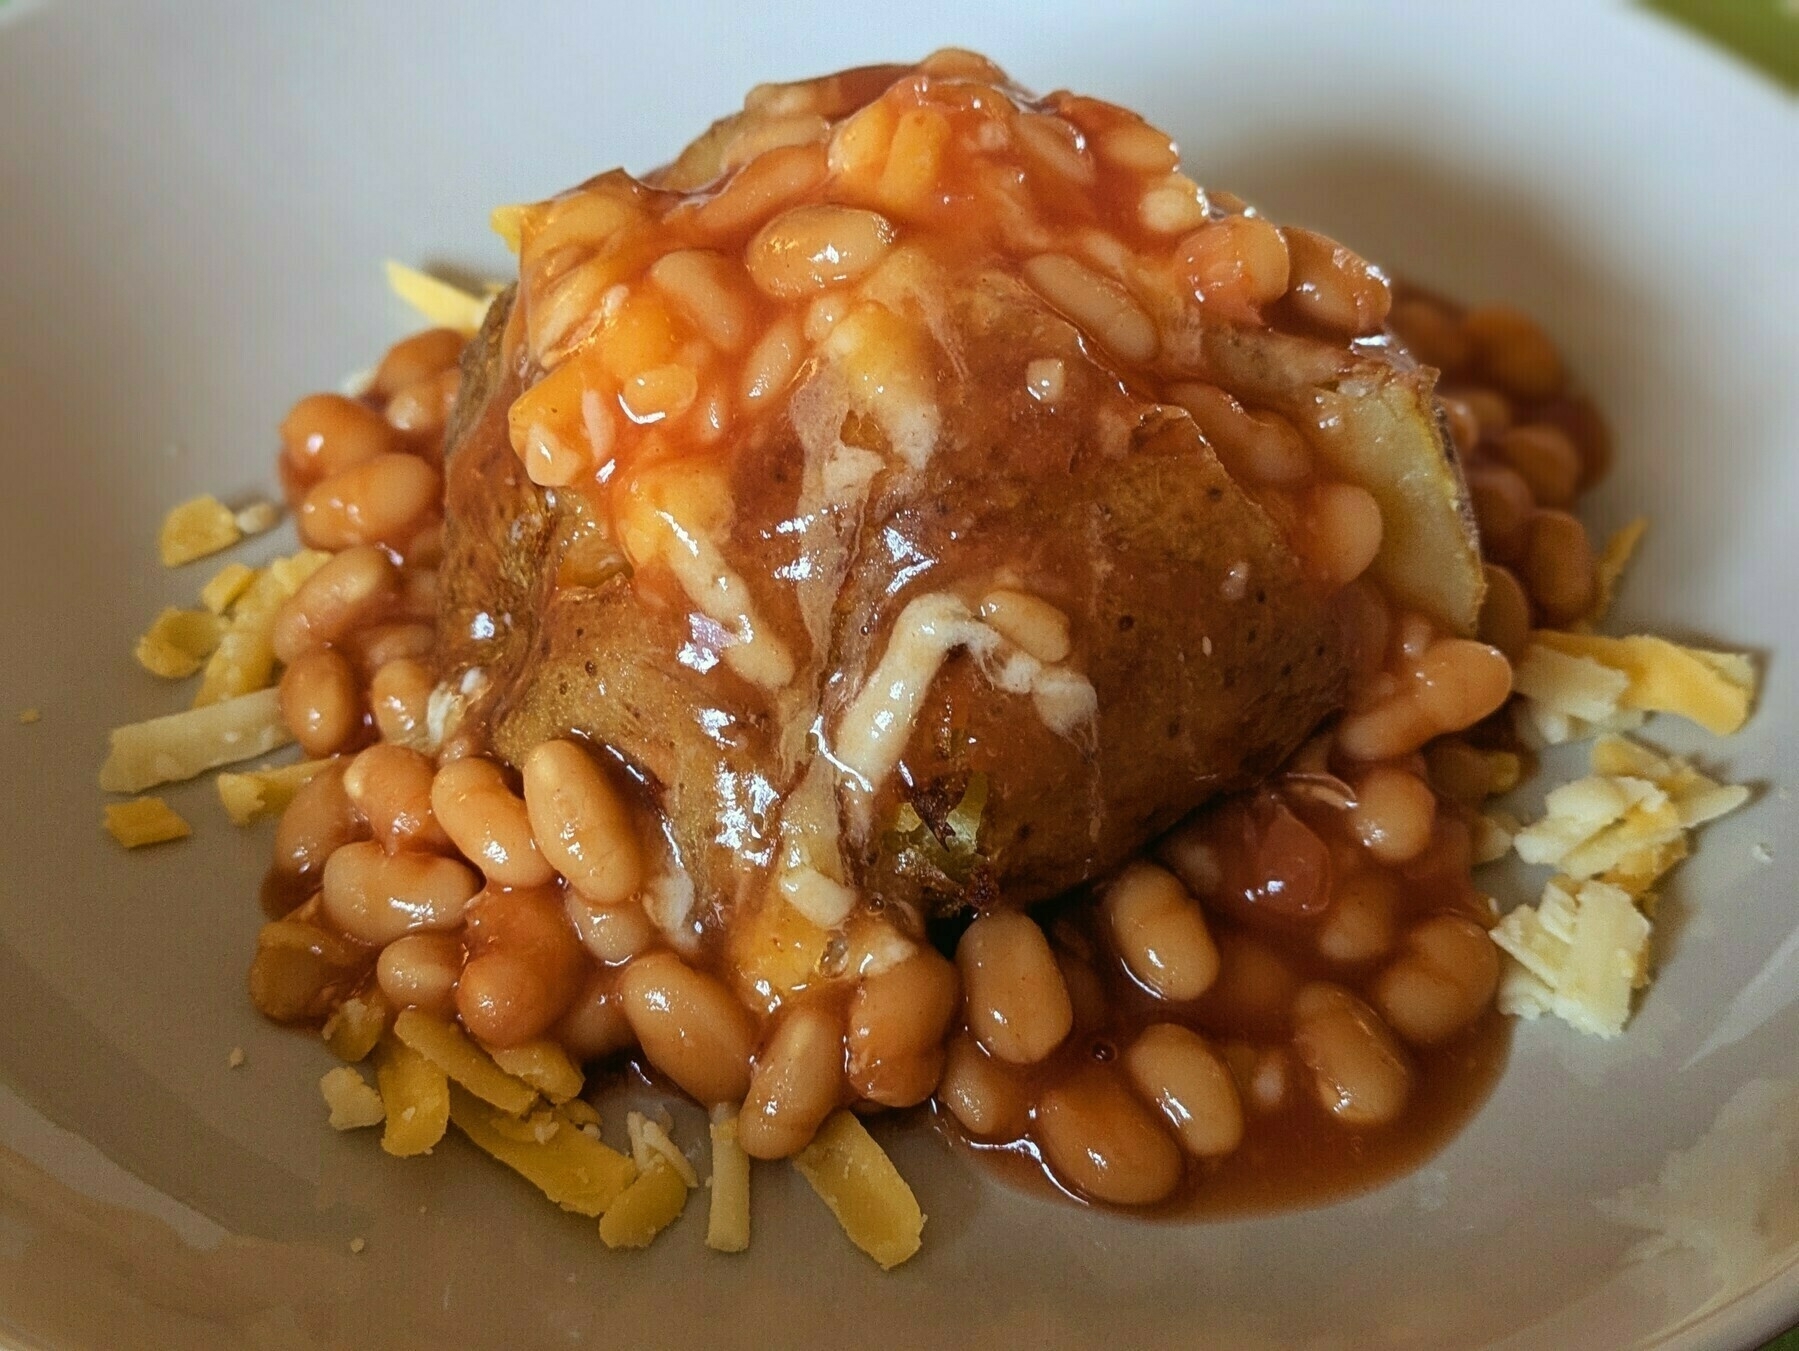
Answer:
2;3;1795;1348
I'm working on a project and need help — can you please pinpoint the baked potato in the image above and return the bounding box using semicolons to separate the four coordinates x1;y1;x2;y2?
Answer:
434;57;1484;924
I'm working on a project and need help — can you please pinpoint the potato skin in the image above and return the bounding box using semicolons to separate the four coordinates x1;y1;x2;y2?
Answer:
438;285;1346;914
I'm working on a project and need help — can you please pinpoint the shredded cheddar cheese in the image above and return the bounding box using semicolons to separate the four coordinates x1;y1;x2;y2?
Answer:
103;796;192;848
199;561;258;615
384;260;493;336
216;758;331;826
1492;877;1649;1038
706;1106;752;1253
1528;631;1756;737
320;1066;387;1130
134;607;224;679
792;1111;924;1269
159;495;242;566
1587;517;1647;624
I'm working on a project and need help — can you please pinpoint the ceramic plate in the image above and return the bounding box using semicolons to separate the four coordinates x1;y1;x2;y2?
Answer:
2;3;1795;1348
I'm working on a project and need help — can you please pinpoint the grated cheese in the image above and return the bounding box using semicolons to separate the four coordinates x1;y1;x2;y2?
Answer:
216;758;331;826
384;260;493;336
1528;631;1756;737
199;562;257;615
1492;877;1649;1038
319;1066;387;1130
706;1106;752;1253
103;796;193;848
159;495;242;566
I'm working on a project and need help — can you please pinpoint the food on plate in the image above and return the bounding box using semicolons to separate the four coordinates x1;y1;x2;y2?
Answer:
101;49;1760;1264
102;796;192;848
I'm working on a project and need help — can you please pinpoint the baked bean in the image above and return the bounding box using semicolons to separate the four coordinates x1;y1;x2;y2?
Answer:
697;142;828;238
457;884;586;1048
957;912;1074;1064
619;364;699;422
1023;252;1158;364
1178;214;1291;319
278;649;361;757
1464;305;1564;401
1159;825;1222;898
372;328;465;398
1282;227;1392;335
1347;766;1437;864
1394;612;1435;661
299;453;440;551
402;522;444;569
846;948;958;1106
1245;1046;1292;1113
1291;983;1411;1127
1478;564;1532;660
370;657;434;748
1103;862;1219;1001
1459;388;1514;436
740;316;804;406
553;966;636;1063
280;393;400;481
351;621;435;670
1335;696;1433;764
1138;173;1210;234
1426;740;1500;807
1428;638;1513;728
1056;949;1110;1032
431;756;555;888
1305;482;1384;590
1466;462;1536;561
648;249;754;351
617;952;756;1104
272;545;398;663
1390;298;1472;374
938;1033;1028;1139
1522;509;1597;625
384;366;462;438
1035;1064;1183;1206
320;841;479;945
1315;869;1398;964
1125;1023;1244;1158
1371;914;1500;1046
739;1002;845;1159
342;744;447;853
565;891;657;965
274;762;365;883
397;566;438;620
1097;120;1179;173
1496;424;1581;509
1171;382;1311;486
746;203;895;298
1200;930;1300;1030
521;739;644;905
376;932;462;1017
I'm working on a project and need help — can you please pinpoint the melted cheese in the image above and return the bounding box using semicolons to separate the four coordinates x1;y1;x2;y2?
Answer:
775;758;859;928
830;590;1098;832
621;469;796;691
833;592;985;801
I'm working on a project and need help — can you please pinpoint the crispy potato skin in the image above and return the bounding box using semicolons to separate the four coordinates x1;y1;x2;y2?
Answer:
438;286;1349;914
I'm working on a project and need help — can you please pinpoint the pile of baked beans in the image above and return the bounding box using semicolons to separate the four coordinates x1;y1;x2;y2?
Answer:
249;51;1610;1215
